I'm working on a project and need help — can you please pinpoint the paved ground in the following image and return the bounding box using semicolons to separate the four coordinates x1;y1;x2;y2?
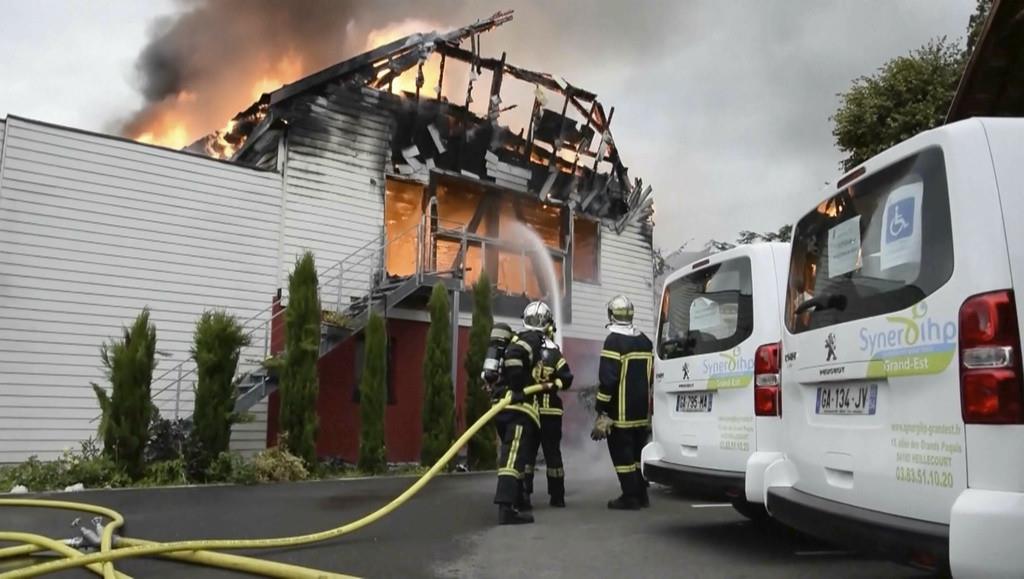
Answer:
3;456;931;578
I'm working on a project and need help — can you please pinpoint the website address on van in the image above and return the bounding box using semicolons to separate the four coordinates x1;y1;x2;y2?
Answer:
890;422;962;437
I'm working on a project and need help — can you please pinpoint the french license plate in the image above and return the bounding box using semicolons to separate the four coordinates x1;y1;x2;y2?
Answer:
676;392;713;413
816;383;878;415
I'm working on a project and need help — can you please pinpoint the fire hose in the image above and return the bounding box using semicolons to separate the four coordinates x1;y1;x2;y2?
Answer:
0;385;546;578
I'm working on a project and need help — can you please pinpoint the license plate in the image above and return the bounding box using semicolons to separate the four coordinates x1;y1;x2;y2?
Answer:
815;383;878;415
676;392;713;413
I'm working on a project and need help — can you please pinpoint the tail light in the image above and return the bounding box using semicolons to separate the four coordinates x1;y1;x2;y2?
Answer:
754;342;781;417
959;290;1024;424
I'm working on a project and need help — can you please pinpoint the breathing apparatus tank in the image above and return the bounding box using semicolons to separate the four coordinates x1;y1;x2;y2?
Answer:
482;322;514;387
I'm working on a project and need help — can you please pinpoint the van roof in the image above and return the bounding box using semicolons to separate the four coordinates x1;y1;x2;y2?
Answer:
662;242;790;288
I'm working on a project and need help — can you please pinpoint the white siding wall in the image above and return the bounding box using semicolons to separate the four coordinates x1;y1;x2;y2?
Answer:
281;89;392;309
567;222;655;341
0;118;282;461
0;118;7;150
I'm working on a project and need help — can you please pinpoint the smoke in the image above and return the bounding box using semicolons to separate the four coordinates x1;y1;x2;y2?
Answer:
117;0;433;147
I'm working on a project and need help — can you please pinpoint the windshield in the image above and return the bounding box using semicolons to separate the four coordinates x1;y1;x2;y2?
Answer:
786;147;953;333
658;257;754;359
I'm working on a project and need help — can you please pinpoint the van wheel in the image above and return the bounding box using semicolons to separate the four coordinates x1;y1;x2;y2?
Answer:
731;497;769;522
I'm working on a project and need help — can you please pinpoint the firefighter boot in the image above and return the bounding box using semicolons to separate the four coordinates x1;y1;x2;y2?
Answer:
550;494;566;508
517;489;533;512
498;504;534;525
607;495;642;510
639;486;650;508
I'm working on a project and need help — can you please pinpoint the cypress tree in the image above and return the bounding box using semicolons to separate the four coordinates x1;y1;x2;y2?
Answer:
421;283;455;466
191;310;250;471
91;309;157;479
358;312;388;474
464;272;497;469
279;251;321;467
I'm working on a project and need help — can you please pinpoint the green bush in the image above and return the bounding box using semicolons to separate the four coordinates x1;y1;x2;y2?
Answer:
464;273;497;470
251;444;309;482
208;452;259;485
141;459;188;487
278;252;321;467
92;309;158;479
358;313;388;474
192;311;251;471
421;283;455;467
0;439;129;492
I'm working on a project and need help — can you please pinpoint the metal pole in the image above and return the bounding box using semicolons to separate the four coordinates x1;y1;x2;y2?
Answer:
450;288;460;402
174;365;182;420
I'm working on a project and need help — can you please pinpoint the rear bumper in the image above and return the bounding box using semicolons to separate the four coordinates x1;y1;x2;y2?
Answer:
767;487;949;569
950;488;1024;579
643;459;745;499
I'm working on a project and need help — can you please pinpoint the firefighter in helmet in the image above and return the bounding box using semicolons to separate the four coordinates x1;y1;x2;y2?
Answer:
591;295;654;509
521;318;573;510
485;301;558;524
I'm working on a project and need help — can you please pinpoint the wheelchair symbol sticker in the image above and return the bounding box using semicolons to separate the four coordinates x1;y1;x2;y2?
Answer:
886;197;915;242
880;182;923;271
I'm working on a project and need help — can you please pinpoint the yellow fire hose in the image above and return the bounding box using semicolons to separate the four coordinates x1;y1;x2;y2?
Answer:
0;386;543;578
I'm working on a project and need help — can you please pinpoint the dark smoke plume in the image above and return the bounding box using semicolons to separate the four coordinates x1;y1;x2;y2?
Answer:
118;0;432;145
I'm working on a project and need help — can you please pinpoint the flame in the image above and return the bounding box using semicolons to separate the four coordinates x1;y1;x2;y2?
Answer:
129;54;303;156
365;19;442;96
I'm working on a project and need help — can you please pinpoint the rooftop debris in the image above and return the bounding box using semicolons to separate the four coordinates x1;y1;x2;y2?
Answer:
197;11;654;232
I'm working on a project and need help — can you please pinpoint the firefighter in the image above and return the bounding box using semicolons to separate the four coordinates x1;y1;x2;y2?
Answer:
522;323;573;509
487;302;557;525
591;294;654;510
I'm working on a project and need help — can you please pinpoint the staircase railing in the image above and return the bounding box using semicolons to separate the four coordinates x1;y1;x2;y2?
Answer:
93;214;469;423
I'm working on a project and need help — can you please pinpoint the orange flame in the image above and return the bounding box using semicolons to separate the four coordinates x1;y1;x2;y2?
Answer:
365;19;442;96
129;54;304;155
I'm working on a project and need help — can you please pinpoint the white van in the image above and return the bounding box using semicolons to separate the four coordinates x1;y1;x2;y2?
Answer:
751;118;1024;577
642;243;790;518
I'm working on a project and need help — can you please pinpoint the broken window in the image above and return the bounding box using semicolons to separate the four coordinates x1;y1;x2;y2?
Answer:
385;179;424;277
573;217;599;283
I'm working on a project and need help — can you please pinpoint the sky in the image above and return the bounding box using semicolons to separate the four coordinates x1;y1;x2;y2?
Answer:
0;1;976;253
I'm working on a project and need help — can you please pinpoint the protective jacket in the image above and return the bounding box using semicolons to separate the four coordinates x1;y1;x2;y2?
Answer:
498;329;547;426
536;338;574;416
596;329;654;428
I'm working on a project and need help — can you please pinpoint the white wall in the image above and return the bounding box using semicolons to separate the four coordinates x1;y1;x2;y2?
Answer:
568;222;655;341
0;118;282;461
280;89;392;310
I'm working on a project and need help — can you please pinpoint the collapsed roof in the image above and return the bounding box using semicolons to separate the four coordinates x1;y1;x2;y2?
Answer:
197;11;654;233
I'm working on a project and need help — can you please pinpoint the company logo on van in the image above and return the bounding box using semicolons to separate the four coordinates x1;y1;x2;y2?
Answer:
858;302;957;377
703;347;754;389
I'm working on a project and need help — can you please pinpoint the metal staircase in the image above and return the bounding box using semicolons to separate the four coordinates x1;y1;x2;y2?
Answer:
137;216;468;421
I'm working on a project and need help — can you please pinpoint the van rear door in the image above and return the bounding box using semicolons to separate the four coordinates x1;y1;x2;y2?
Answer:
780;133;1006;525
655;250;776;472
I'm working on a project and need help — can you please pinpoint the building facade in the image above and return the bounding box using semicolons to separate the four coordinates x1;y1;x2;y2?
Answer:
0;14;656;463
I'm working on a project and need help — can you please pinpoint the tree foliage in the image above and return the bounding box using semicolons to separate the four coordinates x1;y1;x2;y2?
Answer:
278;251;321;467
421;283;455;467
966;0;995;56
464;272;497;470
736;224;792;245
832;1;993;171
358;312;388;474
191;310;250;471
832;38;964;171
92;309;158;479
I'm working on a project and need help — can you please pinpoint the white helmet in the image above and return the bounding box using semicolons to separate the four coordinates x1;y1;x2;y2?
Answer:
522;301;554;332
607;295;634;326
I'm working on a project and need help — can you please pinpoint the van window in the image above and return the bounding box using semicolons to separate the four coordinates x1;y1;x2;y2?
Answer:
658;258;754;359
786;148;953;333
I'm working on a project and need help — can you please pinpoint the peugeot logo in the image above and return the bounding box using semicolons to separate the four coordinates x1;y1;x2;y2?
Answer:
682;362;690;380
825;333;837;361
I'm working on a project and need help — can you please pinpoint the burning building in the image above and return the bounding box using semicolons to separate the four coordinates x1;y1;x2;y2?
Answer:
0;12;656;463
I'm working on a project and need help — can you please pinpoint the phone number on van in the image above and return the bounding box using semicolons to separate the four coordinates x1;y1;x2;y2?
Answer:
895;466;953;488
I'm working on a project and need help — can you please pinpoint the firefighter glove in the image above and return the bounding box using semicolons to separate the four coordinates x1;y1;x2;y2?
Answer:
591;413;614;441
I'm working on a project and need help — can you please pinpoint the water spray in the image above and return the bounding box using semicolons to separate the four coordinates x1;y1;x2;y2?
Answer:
506;221;564;348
